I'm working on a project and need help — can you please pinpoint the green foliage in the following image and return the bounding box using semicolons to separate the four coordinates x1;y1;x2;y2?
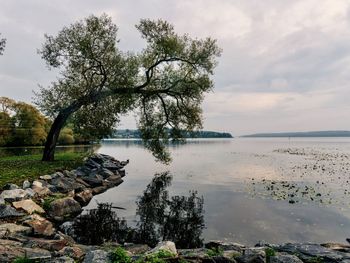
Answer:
110;247;132;263
58;127;75;145
0;152;85;188
265;247;276;262
0;97;49;146
0;33;5;55
11;102;48;146
206;247;224;257
136;249;176;263
35;14;221;163
0;112;13;146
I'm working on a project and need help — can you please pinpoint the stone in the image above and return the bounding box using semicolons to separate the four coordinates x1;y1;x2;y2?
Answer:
236;253;265;263
205;241;245;252
85;158;102;169
98;168;115;178
207;256;237;262
102;160;122;171
149;241;177;255
92;185;108;195
276;243;345;262
25;236;70;251
125;244;151;255
0;197;4;205
223;250;242;259
83;249;111;263
0;188;33;202
81;174;104;187
75;178;91;188
50;256;75;263
24;247;51;260
74;189;93;206
118;169;126;177
178;248;208;259
25;188;35;198
51;177;85;193
33;180;44;188
322;242;350;253
0;204;25;219
52;172;65;179
60;221;75;238
40;174;52;181
58;246;85;260
3;183;19;190
12;199;45;214
0;223;31;238
23;214;55;237
105;174;123;185
48;197;82;221
32;186;52;197
270;253;303;263
22;180;31;189
63;170;77;178
0;239;26;262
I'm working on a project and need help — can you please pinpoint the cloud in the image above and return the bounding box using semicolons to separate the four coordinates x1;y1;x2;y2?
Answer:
1;0;350;134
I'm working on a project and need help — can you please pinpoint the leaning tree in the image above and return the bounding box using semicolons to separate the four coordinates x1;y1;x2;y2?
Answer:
35;14;221;162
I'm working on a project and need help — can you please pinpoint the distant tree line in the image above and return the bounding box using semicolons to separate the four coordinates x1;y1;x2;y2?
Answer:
0;97;92;147
110;129;233;139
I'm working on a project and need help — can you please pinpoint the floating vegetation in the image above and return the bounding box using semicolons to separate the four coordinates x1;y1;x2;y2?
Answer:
246;147;350;209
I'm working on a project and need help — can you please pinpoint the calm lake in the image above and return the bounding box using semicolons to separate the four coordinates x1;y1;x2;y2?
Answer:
3;138;350;245
83;137;350;246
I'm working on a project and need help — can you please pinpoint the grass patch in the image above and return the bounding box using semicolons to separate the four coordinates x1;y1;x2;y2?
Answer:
0;152;86;188
206;247;224;257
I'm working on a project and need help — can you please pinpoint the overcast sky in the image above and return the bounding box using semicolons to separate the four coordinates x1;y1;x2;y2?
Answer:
1;0;350;136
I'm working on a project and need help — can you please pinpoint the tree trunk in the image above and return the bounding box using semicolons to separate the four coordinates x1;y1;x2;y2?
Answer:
42;110;72;161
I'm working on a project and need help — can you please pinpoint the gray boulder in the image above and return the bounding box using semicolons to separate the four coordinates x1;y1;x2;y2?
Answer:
0;223;31;238
74;189;93;206
22;180;31;189
0;188;33;202
48;197;82;222
49;256;75;263
3;183;19;190
0;204;24;219
276;243;345;262
270;253;303;263
83;250;111;263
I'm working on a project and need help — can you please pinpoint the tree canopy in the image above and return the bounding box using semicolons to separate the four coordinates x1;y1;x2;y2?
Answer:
35;14;221;162
0;34;6;55
0;97;48;146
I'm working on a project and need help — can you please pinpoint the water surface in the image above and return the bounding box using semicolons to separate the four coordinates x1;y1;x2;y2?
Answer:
86;138;350;245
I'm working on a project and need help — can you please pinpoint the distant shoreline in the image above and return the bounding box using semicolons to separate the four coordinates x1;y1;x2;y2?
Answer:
241;130;350;138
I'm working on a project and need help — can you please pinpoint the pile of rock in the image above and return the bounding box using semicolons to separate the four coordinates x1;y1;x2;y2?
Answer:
0;154;127;262
53;239;350;262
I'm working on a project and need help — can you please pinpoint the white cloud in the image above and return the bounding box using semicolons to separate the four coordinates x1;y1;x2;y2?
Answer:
1;0;350;134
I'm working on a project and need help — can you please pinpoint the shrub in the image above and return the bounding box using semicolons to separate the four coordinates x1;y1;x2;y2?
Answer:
110;247;132;263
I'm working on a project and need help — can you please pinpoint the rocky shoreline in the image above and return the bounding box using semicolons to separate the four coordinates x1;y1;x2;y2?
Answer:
0;154;350;262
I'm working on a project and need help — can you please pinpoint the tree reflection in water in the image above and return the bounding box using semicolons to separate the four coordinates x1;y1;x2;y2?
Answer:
73;172;205;248
135;172;205;248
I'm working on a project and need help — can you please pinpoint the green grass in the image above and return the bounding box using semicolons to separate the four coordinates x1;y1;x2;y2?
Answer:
0;152;86;188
